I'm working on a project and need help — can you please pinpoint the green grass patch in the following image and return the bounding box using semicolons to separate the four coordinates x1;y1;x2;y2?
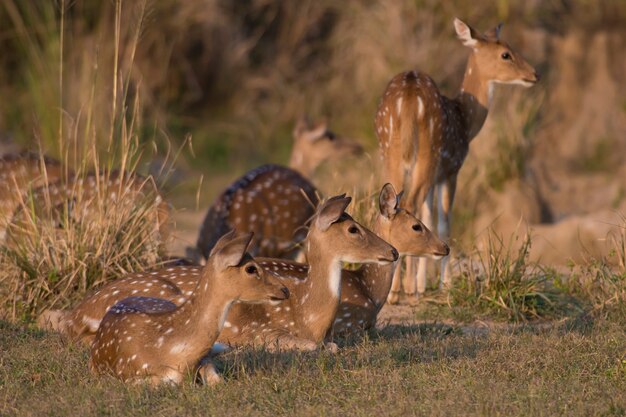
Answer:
1;318;624;416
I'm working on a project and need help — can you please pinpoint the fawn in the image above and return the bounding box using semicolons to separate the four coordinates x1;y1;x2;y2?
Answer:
89;231;289;386
191;117;362;261
375;19;539;302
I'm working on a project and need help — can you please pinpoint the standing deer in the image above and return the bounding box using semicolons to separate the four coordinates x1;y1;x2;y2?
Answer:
89;231;289;386
191;117;362;262
0;152;67;239
376;19;539;302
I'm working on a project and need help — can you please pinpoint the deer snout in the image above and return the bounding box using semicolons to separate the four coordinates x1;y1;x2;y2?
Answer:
533;71;541;82
280;286;290;299
378;247;399;263
440;242;450;257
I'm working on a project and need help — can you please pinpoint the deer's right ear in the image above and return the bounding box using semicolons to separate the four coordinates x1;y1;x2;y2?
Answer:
316;194;351;231
212;231;254;271
293;115;311;138
379;183;400;219
454;18;481;48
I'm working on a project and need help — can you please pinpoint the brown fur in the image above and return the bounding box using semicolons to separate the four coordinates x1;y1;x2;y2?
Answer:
89;232;289;386
376;19;539;300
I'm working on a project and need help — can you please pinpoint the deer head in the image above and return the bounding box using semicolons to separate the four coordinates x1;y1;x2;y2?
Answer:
290;116;363;176
454;18;539;88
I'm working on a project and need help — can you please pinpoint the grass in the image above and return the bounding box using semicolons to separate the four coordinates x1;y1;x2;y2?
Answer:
449;232;569;322
0;1;174;322
1;317;624;416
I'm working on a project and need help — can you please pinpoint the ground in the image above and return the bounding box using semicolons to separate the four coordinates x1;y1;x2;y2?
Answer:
1;308;624;417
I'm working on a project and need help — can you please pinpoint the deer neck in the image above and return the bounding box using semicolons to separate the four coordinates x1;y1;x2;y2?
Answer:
293;240;342;342
157;271;233;359
355;217;395;310
455;54;490;141
288;146;315;177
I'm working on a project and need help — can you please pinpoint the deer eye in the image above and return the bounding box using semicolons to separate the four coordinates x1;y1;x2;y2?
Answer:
348;225;359;234
412;224;423;232
501;52;511;60
245;265;258;274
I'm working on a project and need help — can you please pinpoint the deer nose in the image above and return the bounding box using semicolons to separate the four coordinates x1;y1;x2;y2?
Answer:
442;243;450;256
280;287;290;299
390;247;399;261
534;71;541;82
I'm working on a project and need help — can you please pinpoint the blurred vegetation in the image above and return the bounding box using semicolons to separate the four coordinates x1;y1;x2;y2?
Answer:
1;0;625;177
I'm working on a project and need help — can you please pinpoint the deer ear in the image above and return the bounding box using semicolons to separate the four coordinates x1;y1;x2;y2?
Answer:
483;22;503;41
379;183;399;219
302;120;328;142
211;231;254;271
316;194;351;231
293;115;310;138
454;18;481;47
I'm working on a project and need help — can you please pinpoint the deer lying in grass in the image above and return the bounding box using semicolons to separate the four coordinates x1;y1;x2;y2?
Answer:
0;152;67;239
41;194;397;351
191;117;362;262
89;231;289;386
216;194;397;351
249;184;448;336
8;170;170;245
331;184;448;335
375;19;539;302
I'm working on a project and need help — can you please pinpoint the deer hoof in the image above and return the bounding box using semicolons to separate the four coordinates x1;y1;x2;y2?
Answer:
387;291;400;304
198;364;223;386
323;342;339;353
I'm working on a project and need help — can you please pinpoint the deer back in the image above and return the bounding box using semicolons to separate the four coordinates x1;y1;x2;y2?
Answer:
195;164;319;261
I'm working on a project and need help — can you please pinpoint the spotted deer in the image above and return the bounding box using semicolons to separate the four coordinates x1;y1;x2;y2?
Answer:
330;183;448;335
38;195;398;350
376;19;539;302
191;117;363;262
0;152;67;239
216;194;398;351
8;170;170;245
89;231;289;386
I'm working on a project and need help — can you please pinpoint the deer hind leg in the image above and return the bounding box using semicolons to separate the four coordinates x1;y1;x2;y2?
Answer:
437;176;457;289
265;333;318;352
406;189;434;299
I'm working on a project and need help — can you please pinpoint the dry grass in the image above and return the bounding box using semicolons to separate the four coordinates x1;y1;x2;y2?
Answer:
0;1;173;322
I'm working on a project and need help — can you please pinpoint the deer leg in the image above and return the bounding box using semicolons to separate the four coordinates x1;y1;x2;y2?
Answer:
387;260;402;304
437;177;457;289
408;189;434;298
196;360;223;386
266;334;318;352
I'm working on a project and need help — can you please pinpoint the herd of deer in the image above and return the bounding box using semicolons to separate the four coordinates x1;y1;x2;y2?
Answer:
4;19;537;386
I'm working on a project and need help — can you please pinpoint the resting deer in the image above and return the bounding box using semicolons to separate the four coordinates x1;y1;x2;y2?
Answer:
216;194;398;351
331;183;448;335
8;170;170;244
38;192;398;350
376;19;539;302
0;152;67;239
89;231;289;386
191;117;363;262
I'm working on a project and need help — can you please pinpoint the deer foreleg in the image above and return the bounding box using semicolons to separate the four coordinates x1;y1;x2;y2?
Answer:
437;177;457;289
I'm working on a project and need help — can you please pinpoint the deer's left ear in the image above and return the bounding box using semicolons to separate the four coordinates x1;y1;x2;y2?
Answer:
454;18;482;48
483;23;503;41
